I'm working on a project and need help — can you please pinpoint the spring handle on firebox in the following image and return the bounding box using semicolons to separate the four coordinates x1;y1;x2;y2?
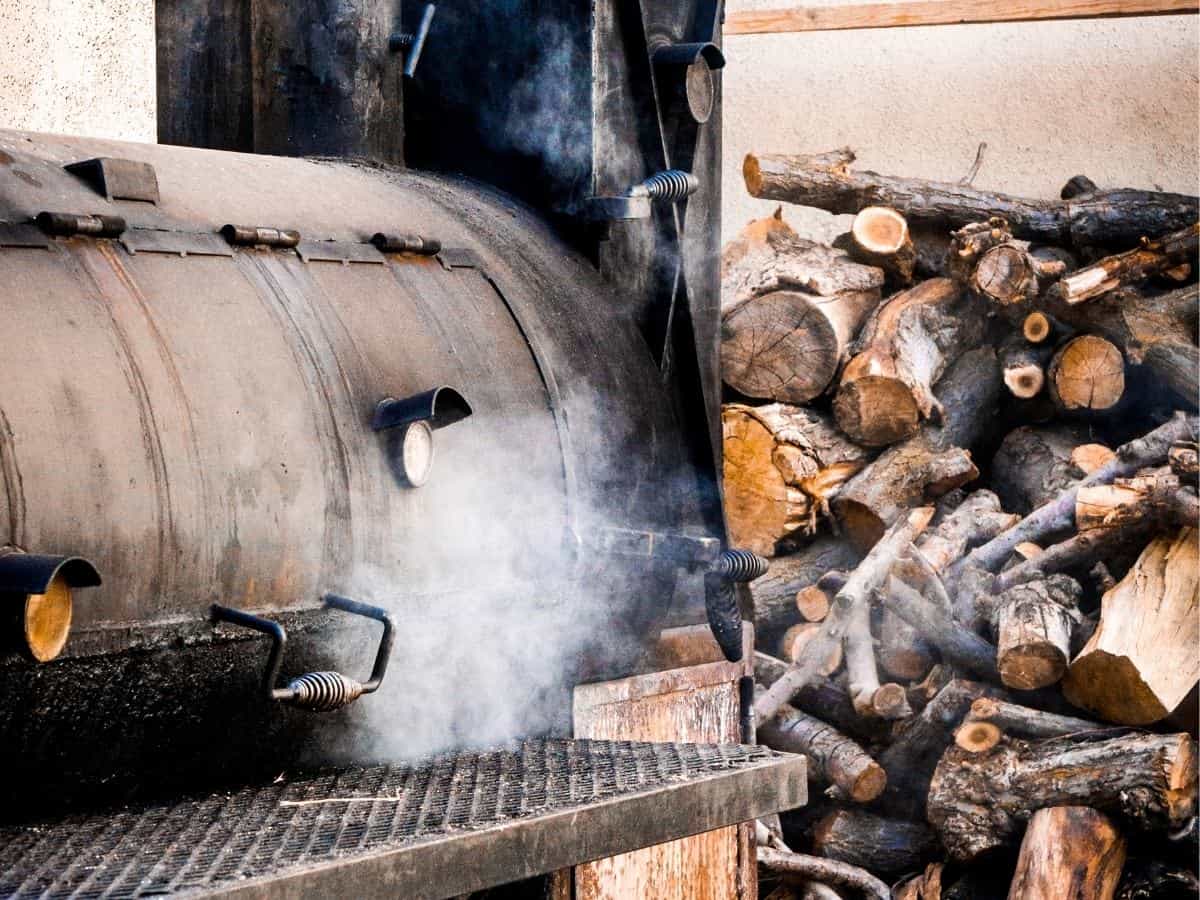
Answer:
703;549;770;664
211;594;395;712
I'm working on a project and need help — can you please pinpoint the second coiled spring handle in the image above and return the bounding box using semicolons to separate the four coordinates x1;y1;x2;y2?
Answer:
211;593;395;712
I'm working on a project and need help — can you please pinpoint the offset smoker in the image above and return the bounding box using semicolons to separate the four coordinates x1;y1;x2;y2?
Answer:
0;0;804;897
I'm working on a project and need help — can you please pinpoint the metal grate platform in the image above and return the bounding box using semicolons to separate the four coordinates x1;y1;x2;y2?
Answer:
0;739;806;900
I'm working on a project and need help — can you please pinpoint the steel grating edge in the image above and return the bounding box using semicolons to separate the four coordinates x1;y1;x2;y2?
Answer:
201;746;806;900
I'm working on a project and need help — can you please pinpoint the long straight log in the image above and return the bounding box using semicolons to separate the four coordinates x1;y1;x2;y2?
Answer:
758;701;887;802
954;413;1200;576
885;576;1000;681
754;508;934;725
1057;223;1200;304
964;697;1108;739
743;149;1199;246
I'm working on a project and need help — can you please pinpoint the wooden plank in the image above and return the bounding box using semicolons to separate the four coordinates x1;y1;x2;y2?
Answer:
724;0;1198;35
573;659;753;900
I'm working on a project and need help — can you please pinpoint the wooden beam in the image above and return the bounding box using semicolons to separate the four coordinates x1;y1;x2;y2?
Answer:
724;0;1198;35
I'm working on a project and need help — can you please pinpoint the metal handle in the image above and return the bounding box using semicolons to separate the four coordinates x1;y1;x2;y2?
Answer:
703;549;769;662
390;4;436;77
211;593;395;712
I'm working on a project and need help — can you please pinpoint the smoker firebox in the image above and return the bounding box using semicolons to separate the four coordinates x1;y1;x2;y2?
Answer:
0;740;806;899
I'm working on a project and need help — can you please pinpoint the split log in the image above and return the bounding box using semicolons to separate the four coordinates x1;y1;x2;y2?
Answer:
1075;471;1198;531
964;697;1107;739
721;228;884;403
991;574;1082;690
971;240;1067;309
834;347;1002;548
1056;223;1200;305
742;148;1200;246
754;652;887;744
1007;807;1127;900
757;702;886;802
837;206;916;285
1000;336;1052;399
885;575;1001;682
1049;283;1199;409
991;424;1102;514
810;809;937;877
927;732;1198;861
754;508;934;726
955;413;1200;575
757;847;890;900
723;404;871;556
749;538;861;635
1047;335;1126;411
833;277;984;447
778;622;842;675
876;679;990;819
1063;528;1199;725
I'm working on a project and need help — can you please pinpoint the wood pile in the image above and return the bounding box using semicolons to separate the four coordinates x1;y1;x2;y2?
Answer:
725;149;1200;899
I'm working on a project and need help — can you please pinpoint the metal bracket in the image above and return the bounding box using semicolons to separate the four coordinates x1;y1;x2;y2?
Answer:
64;157;160;204
390;3;436;77
211;593;395;712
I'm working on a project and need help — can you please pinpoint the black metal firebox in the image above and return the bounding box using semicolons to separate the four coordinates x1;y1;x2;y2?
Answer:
0;741;805;900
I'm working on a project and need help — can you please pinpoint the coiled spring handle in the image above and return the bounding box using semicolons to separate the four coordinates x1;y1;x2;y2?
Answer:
704;549;770;663
211;594;395;712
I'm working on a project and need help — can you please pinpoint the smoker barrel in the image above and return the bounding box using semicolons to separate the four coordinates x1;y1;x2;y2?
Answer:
0;131;710;809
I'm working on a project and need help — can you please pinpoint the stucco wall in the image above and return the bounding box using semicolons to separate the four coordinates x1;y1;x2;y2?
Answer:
0;0;156;142
721;6;1200;244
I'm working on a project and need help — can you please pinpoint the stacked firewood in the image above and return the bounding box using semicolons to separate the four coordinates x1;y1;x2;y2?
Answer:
724;149;1200;899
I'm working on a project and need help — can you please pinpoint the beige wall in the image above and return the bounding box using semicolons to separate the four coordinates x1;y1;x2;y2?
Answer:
0;0;156;142
721;7;1200;243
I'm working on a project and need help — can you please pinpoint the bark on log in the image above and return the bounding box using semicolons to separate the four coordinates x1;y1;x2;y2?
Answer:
757;847;890;900
835;347;1003;549
1056;224;1200;305
956;413;1200;575
779;622;842;675
878;597;937;682
1000;336;1052;399
754;508;934;726
838;206;916;286
1007;807;1127;900
894;864;945;900
885;575;1001;682
972;240;1067;309
991;424;1101;515
844;596;910;719
877;679;991;819
750;538;862;636
948;218;1014;283
722;228;884;403
993;524;1150;594
742;149;1200;246
927;732;1198;861
991;574;1083;690
1063;528;1199;725
1047;335;1126;411
1169;440;1200;482
810;808;937;877
1075;472;1198;532
1048;283;1198;409
964;697;1107;739
723;404;871;556
758;701;886;802
912;227;952;279
1116;858;1200;900
754;651;888;744
833;277;984;447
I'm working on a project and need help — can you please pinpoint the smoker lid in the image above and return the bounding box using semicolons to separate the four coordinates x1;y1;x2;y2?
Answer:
0;739;806;899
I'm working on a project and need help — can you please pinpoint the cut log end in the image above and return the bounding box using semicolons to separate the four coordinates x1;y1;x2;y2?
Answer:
954;721;1002;754
852;206;909;254
849;762;889;804
795;584;831;622
1049;335;1125;411
871;682;913;720
998;643;1068;692
1023;311;1051;343
833;374;921;447
973;244;1035;306
743;153;765;197
1004;362;1045;399
1071;443;1117;475
780;622;843;676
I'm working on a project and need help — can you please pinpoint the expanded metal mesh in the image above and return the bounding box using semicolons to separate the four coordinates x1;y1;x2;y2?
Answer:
0;739;779;899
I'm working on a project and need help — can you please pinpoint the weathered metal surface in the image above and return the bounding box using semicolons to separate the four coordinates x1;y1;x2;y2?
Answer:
0;740;805;900
0;131;702;811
